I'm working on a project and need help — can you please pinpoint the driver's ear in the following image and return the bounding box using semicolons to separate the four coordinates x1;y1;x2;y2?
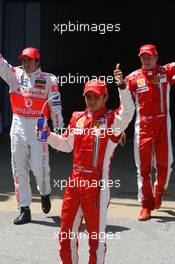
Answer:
36;59;40;67
104;94;108;102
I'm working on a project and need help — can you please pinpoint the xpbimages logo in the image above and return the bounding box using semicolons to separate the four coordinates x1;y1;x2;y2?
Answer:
53;21;121;35
56;73;116;86
53;178;121;191
53;230;121;242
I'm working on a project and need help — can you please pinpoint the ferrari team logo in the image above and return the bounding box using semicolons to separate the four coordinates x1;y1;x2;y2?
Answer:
154;75;159;83
92;121;100;129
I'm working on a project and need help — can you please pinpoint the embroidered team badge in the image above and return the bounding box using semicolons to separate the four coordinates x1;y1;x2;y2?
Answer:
154;75;159;83
137;79;146;87
76;118;85;128
92;121;100;129
34;79;46;89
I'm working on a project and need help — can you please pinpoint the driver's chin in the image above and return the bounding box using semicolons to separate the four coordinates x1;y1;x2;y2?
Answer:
144;66;152;71
23;66;37;73
143;64;155;71
23;67;32;73
88;106;97;112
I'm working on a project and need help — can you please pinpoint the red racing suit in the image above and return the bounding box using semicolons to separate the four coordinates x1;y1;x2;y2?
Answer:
125;63;175;210
0;54;64;207
47;87;135;264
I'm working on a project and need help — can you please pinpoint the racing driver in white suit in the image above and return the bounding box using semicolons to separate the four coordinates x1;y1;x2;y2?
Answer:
0;47;64;224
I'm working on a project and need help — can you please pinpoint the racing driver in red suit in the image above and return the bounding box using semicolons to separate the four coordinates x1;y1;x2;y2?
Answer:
114;44;175;221
0;47;64;224
46;66;135;264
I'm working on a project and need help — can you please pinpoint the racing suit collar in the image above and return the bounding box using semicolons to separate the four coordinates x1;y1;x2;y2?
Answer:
141;65;158;76
25;67;41;78
86;106;107;119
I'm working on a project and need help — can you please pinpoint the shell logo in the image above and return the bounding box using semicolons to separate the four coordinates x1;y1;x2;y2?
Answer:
76;118;85;128
137;79;145;87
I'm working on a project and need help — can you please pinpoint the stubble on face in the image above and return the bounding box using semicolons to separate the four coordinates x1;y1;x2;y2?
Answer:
85;92;107;112
140;54;158;70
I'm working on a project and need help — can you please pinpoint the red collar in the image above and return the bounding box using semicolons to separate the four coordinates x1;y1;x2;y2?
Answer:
141;65;158;77
85;107;108;120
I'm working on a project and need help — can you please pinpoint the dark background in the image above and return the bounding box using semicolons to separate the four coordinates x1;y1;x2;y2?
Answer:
0;0;175;131
0;0;175;199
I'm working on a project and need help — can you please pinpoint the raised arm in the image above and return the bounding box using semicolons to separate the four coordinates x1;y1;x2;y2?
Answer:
112;63;135;136
164;62;175;86
0;54;18;90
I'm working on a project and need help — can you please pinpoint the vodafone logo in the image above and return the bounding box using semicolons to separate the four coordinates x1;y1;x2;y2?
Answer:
25;98;33;108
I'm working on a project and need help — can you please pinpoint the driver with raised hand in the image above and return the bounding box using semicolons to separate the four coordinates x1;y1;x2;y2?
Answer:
45;69;135;264
0;47;64;224
114;44;175;221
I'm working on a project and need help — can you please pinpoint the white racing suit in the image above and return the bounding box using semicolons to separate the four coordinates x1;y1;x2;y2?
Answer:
0;54;64;207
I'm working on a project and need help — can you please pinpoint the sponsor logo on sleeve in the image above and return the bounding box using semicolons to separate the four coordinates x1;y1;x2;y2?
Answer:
52;93;60;101
51;85;58;92
52;101;61;106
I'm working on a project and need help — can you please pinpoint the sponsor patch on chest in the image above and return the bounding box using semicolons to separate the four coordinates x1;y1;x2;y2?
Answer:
160;74;167;82
20;77;28;87
136;86;149;93
76;117;86;128
34;79;46;89
137;79;146;87
153;75;160;84
92;121;100;129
